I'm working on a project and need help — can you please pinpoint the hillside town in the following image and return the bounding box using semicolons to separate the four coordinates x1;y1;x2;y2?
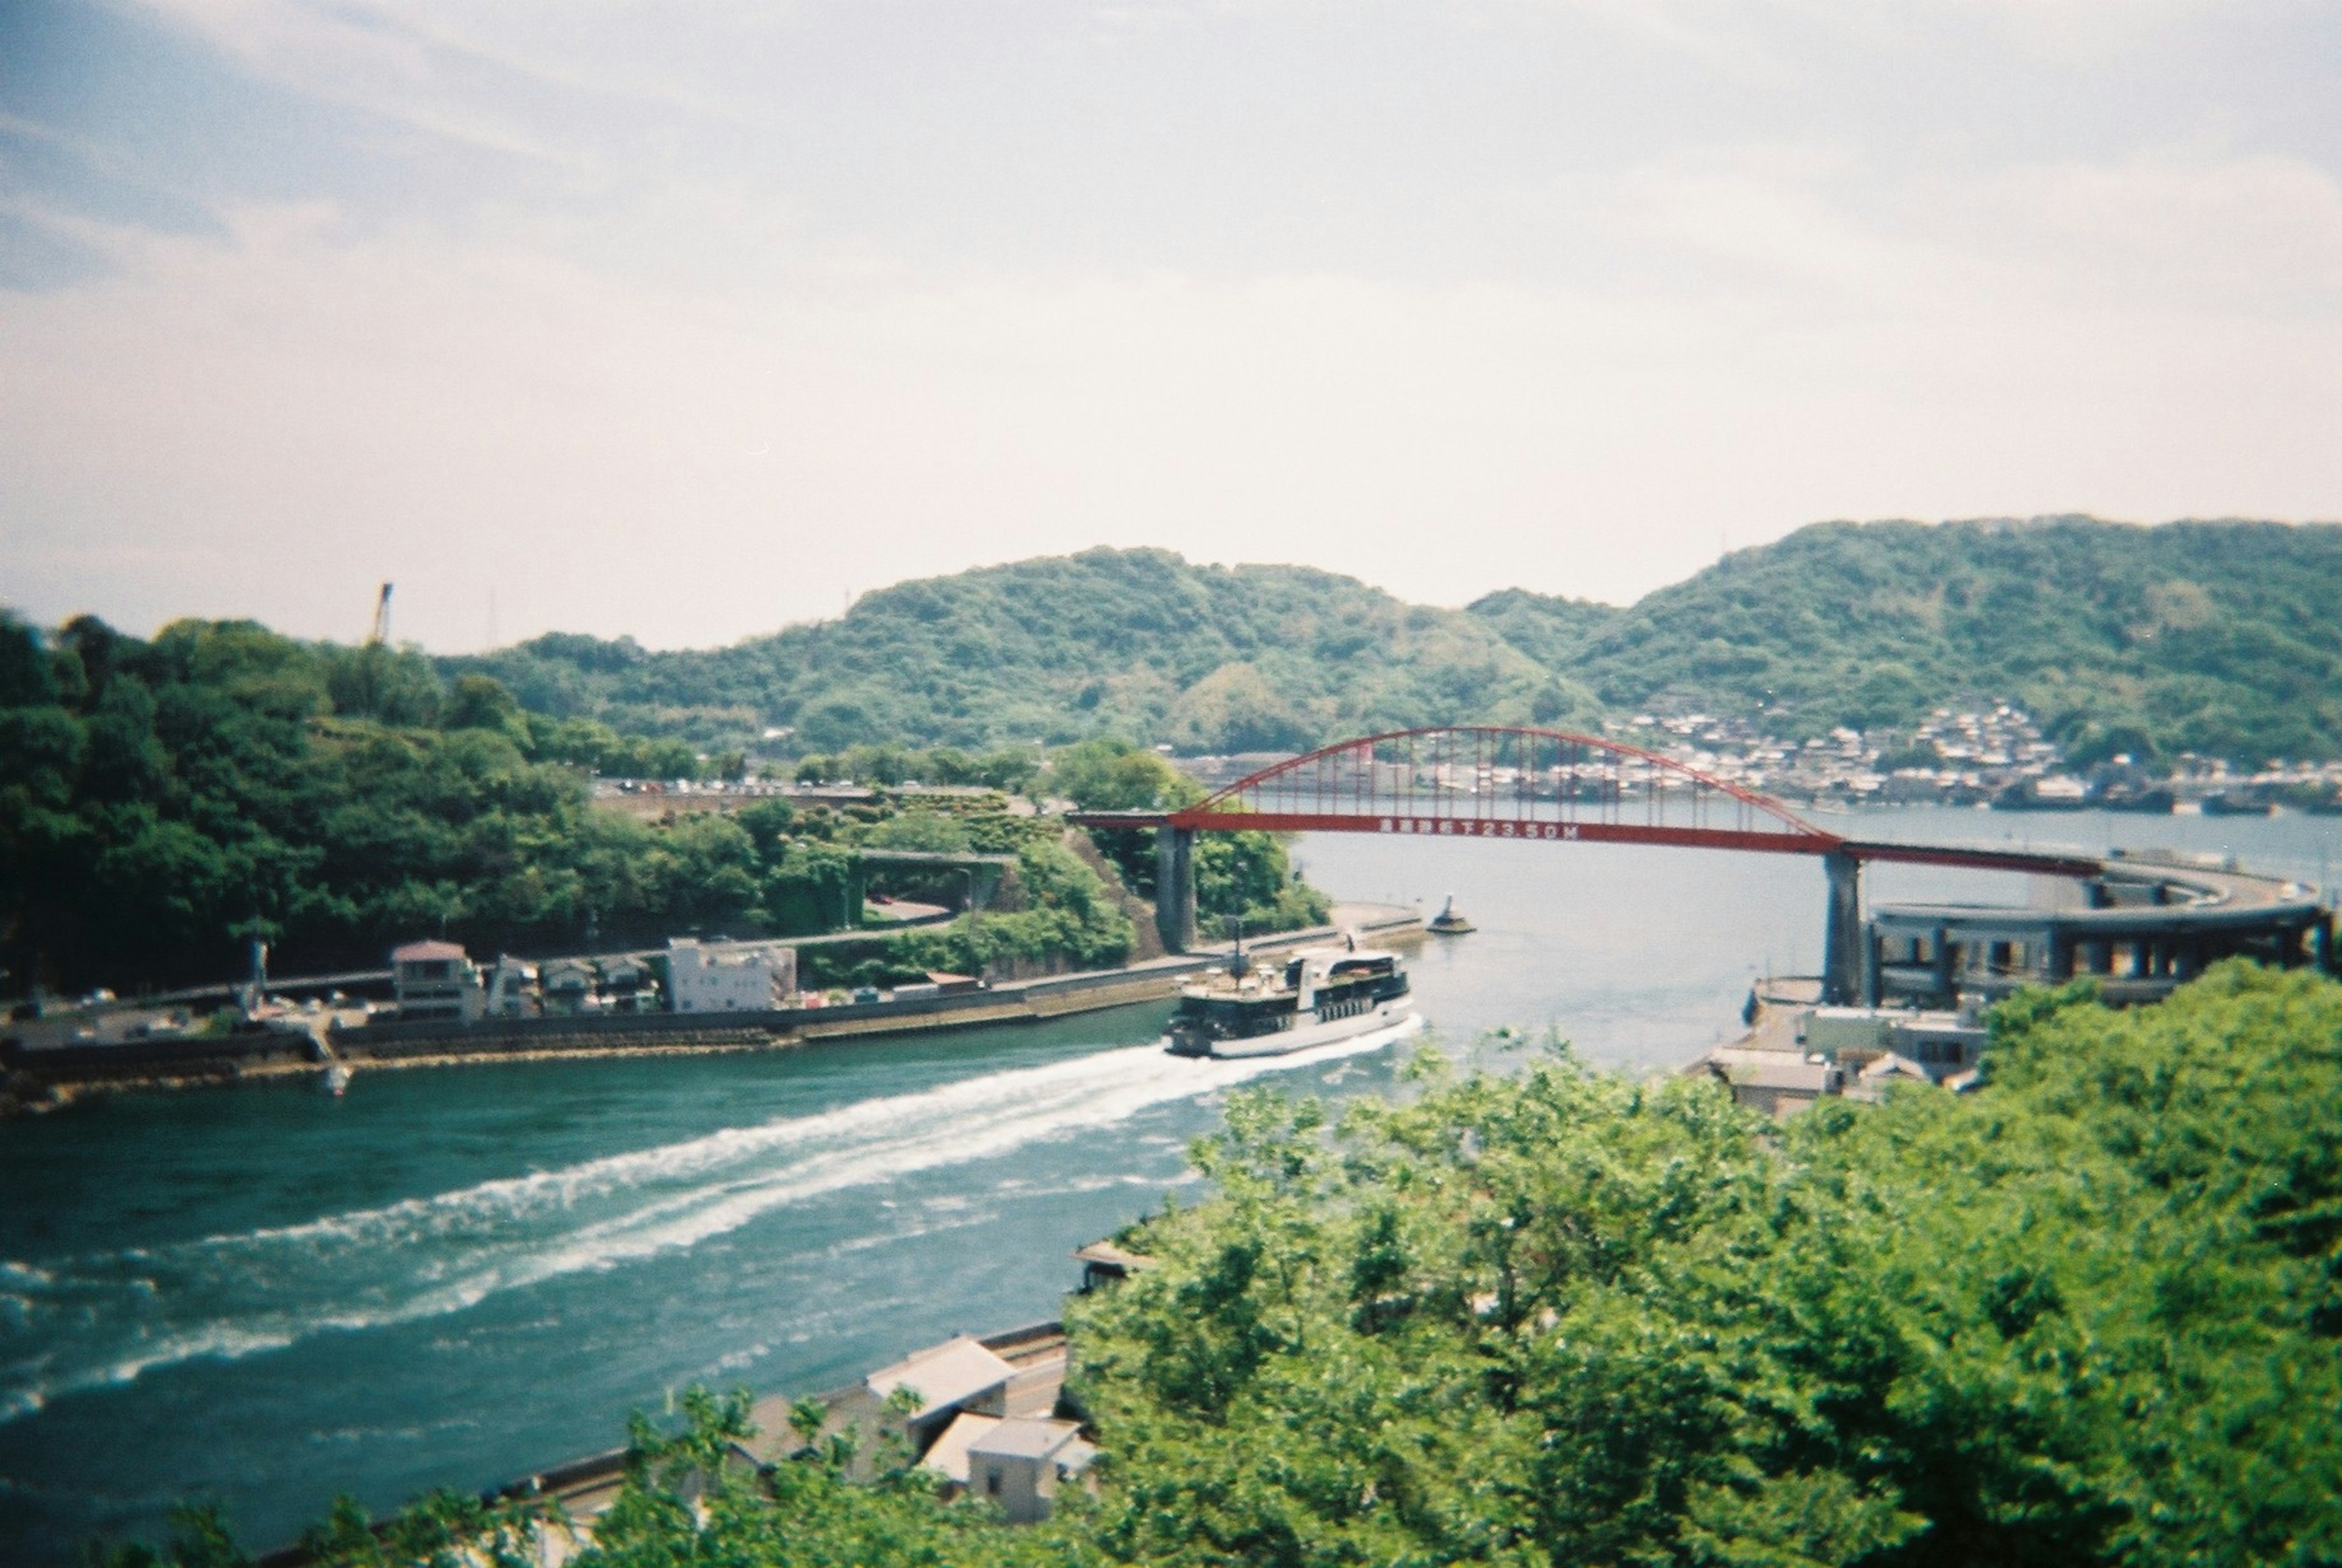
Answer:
1612;706;2342;813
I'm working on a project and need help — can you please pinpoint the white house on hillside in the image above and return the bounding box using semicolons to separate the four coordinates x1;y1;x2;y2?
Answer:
666;938;795;1013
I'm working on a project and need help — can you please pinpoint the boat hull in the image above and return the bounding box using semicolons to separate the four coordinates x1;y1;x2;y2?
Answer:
1166;999;1418;1059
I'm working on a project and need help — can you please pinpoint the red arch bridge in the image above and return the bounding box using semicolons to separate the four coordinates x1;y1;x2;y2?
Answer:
1067;725;2331;1006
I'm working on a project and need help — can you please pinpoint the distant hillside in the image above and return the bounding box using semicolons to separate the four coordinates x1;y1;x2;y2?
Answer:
1470;517;2342;764
447;521;2342;765
448;550;1600;755
1463;588;1623;670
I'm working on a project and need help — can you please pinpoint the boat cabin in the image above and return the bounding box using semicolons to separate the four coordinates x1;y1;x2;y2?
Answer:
1169;945;1406;1051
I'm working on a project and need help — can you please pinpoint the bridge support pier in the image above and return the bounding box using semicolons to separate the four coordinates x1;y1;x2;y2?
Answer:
1822;850;1864;1006
1155;826;1197;954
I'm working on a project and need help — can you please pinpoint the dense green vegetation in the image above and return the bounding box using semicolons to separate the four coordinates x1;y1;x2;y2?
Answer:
0;617;1222;993
120;964;2342;1566
1475;517;2342;763
788;743;1041;793
1068;964;2342;1567
440;521;2342;767
446;548;1600;756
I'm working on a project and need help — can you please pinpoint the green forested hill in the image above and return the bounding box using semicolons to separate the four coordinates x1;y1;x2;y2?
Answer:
449;549;1600;754
1471;517;2342;762
1463;585;1624;670
451;521;2342;765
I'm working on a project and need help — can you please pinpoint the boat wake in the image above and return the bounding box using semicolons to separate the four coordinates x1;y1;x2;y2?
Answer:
0;1020;1416;1420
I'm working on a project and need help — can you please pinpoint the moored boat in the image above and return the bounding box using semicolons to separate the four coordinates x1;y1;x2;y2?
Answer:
2093;784;2175;814
1992;775;2090;812
1164;937;1414;1059
2200;789;2274;817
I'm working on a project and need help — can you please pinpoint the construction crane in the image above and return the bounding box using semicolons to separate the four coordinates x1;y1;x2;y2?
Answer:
354;583;395;717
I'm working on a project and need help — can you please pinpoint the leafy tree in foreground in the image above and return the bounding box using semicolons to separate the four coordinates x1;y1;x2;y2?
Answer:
1069;962;2342;1567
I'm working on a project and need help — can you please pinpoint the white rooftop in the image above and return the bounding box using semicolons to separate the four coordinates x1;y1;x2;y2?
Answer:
866;1334;1014;1420
968;1416;1083;1462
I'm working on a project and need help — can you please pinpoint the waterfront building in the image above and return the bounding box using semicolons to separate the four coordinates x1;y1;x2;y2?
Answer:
1800;1006;1988;1077
482;955;537;1018
1864;851;2330;1008
598;956;656;1014
665;938;795;1012
539;958;601;1016
389;940;484;1023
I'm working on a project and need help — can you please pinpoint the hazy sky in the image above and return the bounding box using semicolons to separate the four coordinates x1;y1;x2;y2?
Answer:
4;1;2338;651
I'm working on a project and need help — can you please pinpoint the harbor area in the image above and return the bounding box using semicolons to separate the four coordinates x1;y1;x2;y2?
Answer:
0;906;1423;1109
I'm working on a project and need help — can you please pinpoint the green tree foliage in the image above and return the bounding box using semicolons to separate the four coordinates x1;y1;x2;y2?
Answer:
440;673;531;746
866;809;974;853
1471;517;2342;759
1065;963;2342;1567
0;620;1140;990
0;612;60;707
790;744;1041;792
1193;831;1328;936
1051;737;1202;814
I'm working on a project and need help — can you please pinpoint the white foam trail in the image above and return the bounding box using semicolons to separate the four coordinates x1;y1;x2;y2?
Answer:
0;1020;1416;1418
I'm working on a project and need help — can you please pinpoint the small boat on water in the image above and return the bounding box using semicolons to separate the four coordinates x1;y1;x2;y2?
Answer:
1427;895;1476;936
2200;789;2274;817
1164;935;1414;1059
319;1061;352;1096
1993;775;2090;812
2094;784;2175;814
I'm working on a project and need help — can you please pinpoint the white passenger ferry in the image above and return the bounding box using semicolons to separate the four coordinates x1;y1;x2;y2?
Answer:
1163;936;1414;1059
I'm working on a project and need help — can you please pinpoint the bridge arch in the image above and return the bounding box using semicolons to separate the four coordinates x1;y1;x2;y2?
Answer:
1166;725;1841;856
1065;724;2121;1000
